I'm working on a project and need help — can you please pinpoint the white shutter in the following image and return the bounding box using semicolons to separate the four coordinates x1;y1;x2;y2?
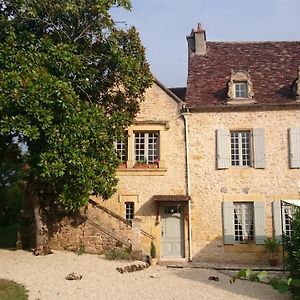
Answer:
217;129;230;169
222;202;235;244
272;200;282;242
253;128;266;169
254;202;266;244
289;128;300;168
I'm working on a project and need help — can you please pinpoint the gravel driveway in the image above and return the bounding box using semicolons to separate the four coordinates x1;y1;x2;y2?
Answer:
0;249;290;300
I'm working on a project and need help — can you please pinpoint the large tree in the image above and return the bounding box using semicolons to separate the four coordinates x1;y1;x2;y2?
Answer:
0;0;152;254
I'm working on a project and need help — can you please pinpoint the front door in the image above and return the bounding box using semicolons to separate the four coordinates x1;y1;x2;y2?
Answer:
160;203;184;258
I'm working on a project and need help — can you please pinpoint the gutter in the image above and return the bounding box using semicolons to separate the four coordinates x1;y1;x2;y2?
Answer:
182;106;192;261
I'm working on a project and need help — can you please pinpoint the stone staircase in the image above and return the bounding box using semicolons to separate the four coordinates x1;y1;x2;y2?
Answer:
49;198;154;255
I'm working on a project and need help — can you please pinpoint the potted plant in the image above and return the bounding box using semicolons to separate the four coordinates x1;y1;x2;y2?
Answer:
264;237;280;266
149;241;157;266
134;158;148;169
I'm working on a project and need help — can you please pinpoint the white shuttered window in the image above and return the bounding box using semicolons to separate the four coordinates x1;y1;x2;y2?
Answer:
216;128;265;169
223;201;265;245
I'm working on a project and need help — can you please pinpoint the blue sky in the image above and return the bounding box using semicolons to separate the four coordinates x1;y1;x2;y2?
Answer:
111;0;300;87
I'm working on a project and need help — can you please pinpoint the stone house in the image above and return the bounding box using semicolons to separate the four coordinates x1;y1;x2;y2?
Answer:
51;24;300;265
184;24;300;264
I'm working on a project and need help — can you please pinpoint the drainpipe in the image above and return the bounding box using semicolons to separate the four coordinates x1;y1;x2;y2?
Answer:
182;106;192;261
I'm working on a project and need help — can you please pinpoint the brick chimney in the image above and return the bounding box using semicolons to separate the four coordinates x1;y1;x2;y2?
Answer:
186;23;206;55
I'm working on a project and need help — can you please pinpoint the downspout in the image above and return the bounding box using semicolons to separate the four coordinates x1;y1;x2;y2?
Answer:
182;106;192;261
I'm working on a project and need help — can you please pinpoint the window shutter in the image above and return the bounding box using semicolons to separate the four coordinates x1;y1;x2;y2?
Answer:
216;129;230;169
253;128;266;169
254;202;266;244
272;200;282;242
289;128;300;168
222;202;235;244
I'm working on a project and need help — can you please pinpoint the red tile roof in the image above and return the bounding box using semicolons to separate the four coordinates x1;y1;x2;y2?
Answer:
185;42;300;108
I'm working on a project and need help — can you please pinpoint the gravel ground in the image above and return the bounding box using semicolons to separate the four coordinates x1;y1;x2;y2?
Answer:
0;249;290;300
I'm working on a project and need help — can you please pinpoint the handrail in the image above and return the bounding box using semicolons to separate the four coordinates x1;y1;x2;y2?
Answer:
78;215;131;248
89;199;131;226
88;199;155;241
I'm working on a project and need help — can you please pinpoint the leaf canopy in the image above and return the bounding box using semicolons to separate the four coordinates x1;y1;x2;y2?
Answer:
0;0;152;210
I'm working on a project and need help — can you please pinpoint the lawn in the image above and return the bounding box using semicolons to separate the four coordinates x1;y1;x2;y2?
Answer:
0;279;28;300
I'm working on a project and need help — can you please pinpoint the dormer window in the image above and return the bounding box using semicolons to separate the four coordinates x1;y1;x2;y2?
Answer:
228;70;255;104
234;82;248;99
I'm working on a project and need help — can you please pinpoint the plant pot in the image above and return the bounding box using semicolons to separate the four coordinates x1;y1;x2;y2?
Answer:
269;258;279;267
118;163;127;169
150;257;157;266
133;163;148;169
148;163;158;169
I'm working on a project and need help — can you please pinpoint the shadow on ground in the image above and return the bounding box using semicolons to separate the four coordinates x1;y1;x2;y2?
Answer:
174;267;290;300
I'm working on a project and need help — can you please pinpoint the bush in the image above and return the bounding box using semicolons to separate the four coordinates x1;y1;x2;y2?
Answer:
283;206;300;299
105;247;131;260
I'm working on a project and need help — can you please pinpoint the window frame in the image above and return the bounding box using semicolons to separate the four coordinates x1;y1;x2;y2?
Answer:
234;202;254;243
230;130;252;167
234;81;248;99
115;140;127;163
134;131;160;164
125;202;135;222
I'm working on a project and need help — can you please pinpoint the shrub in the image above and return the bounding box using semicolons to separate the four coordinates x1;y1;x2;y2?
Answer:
150;241;156;258
105;247;131;260
283;206;300;299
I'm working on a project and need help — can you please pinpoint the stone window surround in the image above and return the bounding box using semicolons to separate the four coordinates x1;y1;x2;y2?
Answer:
227;70;255;104
117;122;169;174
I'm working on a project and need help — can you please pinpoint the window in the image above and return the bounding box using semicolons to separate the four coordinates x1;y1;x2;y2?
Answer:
115;140;127;163
223;201;265;245
230;131;251;166
234;82;248;98
227;71;254;102
217;128;265;169
234;202;254;242
134;131;159;163
125;202;134;221
282;204;294;238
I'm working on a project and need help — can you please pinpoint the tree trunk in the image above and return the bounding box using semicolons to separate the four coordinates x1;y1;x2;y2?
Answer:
29;186;52;255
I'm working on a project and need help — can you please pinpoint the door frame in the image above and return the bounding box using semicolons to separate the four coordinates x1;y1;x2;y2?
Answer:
159;202;185;259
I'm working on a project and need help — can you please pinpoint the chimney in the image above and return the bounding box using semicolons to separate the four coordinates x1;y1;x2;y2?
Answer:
186;23;206;55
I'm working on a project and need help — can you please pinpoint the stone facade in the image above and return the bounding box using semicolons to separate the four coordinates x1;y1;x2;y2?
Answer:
96;81;188;258
188;107;300;264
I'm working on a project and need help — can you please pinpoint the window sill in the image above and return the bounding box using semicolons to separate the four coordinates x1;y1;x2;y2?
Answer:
227;98;256;105
116;167;167;176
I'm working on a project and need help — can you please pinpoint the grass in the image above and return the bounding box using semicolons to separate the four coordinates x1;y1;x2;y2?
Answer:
0;224;18;248
0;279;28;300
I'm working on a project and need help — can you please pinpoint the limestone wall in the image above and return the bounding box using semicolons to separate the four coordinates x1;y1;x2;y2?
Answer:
93;82;187;258
188;107;300;263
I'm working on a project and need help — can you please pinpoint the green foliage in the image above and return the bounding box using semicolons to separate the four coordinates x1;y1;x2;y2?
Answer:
283;206;300;298
264;237;280;255
230;268;300;297
0;0;152;213
75;240;85;255
0;224;18;248
230;268;268;284
150;241;156;258
0;279;28;300
105;247;131;260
